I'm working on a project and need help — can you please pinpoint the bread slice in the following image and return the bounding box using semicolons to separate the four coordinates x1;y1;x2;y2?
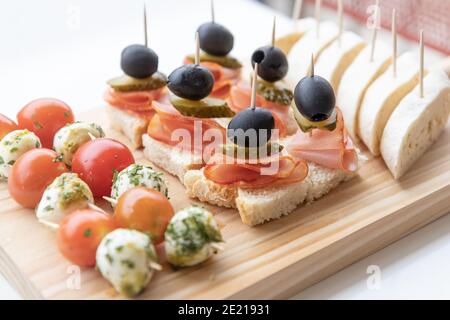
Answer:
142;134;203;182
106;105;148;149
315;31;366;92
286;21;339;88
380;71;450;179
184;162;357;226
337;43;392;138
358;51;420;155
275;17;316;54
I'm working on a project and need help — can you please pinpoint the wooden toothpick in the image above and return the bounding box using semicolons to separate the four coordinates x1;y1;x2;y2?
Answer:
149;261;163;271
292;0;303;21
195;31;200;65
419;29;425;98
370;0;380;62
315;0;321;38
211;0;215;23
251;63;258;109
211;242;225;251
144;3;148;47
103;196;118;206
392;9;397;77
272;16;276;47
337;0;344;47
310;52;315;77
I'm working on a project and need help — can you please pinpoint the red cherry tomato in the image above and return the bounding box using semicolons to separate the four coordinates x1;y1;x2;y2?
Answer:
72;138;134;198
114;187;174;244
8;149;69;208
57;208;117;267
0;114;18;141
17;98;74;148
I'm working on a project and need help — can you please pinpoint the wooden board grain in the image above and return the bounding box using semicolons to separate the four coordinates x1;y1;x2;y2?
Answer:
0;108;449;300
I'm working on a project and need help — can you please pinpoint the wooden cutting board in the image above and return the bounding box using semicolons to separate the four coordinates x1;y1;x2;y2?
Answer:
0;108;449;300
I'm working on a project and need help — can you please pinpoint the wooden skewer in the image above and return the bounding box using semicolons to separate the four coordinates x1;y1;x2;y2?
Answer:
315;0;321;38
195;31;200;65
310;52;315;77
370;0;380;62
39;219;60;230
149;261;163;271
292;0;303;21
143;3;148;47
419;29;425;98
392;9;397;77
211;0;215;23
88;202;110;215
272;16;276;47
103;196;118;206
250;63;258;109
211;242;225;251
337;0;344;47
87;132;96;140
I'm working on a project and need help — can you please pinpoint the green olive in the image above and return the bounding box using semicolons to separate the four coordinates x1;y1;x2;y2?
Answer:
107;71;167;92
221;142;283;159
256;79;293;106
169;95;235;118
185;52;242;69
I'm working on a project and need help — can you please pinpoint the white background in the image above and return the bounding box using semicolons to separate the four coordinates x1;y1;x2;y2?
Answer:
0;0;449;299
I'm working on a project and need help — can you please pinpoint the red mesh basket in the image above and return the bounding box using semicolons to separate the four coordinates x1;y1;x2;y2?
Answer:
306;0;450;55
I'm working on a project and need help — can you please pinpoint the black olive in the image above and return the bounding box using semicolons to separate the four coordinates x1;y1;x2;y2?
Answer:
251;46;288;82
197;22;234;56
227;108;275;147
294;75;335;122
167;64;214;100
121;44;158;79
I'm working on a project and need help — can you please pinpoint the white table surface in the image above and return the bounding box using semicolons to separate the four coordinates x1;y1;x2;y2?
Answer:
0;0;449;300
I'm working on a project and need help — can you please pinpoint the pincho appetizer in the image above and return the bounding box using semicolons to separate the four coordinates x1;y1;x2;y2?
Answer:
185;64;311;226
183;0;242;99
142;33;234;182
228;18;298;136
104;7;167;149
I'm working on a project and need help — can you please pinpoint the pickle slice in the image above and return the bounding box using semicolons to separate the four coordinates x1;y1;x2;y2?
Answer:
293;107;337;133
221;142;283;159
107;71;167;92
170;95;235;118
256;79;293;106
186;52;242;69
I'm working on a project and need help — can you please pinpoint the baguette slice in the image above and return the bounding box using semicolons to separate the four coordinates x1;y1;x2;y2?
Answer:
337;43;392;138
315;31;366;92
106;105;149;149
286;21;339;88
184;162;357;226
380;71;450;179
275;17;316;54
142;134;204;182
358;51;420;155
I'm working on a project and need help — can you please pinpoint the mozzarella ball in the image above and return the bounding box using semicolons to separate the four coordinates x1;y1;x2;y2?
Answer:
165;207;223;267
53;122;105;166
96;229;158;297
111;164;168;200
0;129;41;179
36;173;94;225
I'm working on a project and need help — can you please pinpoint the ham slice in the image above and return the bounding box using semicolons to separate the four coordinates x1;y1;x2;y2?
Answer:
183;58;241;99
287;108;358;172
227;81;291;137
147;101;226;155
204;153;308;189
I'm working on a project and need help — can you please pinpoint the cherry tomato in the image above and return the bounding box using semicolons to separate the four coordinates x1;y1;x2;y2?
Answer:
8;148;69;208
114;187;174;244
0;114;18;141
17;98;74;148
57;208;117;267
72;138;134;198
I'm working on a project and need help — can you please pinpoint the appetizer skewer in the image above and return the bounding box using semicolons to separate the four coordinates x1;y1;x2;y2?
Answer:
104;5;167;149
227;17;298;136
